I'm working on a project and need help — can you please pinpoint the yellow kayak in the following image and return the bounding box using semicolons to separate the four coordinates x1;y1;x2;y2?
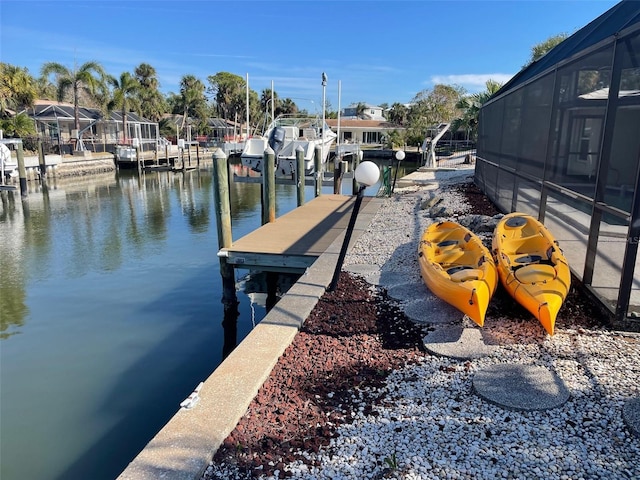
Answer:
418;221;498;326
492;213;571;335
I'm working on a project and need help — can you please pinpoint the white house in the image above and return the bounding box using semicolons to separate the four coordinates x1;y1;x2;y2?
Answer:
341;103;386;121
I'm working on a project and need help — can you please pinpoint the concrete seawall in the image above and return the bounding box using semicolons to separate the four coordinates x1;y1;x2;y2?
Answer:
117;196;382;480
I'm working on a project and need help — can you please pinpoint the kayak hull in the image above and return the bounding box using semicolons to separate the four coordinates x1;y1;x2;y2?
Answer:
418;221;498;326
492;213;571;335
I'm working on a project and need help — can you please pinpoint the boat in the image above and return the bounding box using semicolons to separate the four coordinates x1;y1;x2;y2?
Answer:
492;212;571;335
241;115;337;176
418;221;498;326
0;142;18;182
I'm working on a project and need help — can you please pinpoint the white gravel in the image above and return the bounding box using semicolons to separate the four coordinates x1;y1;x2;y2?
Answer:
207;167;640;480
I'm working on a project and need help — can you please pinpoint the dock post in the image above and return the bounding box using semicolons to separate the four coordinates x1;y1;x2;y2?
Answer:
262;146;276;224
165;144;169;166
196;144;200;167
352;150;362;195
154;147;158;166
314;145;322;197
213;148;236;307
334;160;348;194
37;139;46;180
296;145;305;206
136;146;141;174
16;141;27;197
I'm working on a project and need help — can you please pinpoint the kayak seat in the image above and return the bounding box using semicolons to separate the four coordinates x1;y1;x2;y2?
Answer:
504;234;548;255
447;266;481;282
514;264;556;284
435;250;476;266
437;240;458;247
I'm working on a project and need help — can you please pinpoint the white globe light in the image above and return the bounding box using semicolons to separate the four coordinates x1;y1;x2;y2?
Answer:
395;150;406;161
354;161;380;186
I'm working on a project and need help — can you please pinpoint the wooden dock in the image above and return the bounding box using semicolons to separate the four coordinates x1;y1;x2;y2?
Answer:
219;195;374;272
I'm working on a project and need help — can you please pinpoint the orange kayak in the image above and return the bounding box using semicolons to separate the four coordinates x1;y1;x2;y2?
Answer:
418;221;498;326
492;213;571;335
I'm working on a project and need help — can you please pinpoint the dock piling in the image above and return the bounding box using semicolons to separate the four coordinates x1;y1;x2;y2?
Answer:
296;146;305;207
262;146;276;224
314;145;322;197
37;140;46;180
16;142;27;197
213;148;236;306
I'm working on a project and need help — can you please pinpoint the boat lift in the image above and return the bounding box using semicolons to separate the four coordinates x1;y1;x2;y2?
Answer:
422;123;450;168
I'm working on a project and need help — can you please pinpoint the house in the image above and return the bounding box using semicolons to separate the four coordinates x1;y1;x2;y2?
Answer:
341;103;387;121
24;100;159;154
325;119;402;147
475;0;640;322
160;114;240;145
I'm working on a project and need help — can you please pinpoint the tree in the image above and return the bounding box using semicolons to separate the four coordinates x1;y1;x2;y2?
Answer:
177;75;208;137
207;72;246;122
451;79;503;141
355;102;368;119
524;33;569;67
0;63;37;116
387;102;407;125
406;84;466;143
277;98;298;116
0;112;36;137
134;63;166;122
40;61;106;134
108;72;141;143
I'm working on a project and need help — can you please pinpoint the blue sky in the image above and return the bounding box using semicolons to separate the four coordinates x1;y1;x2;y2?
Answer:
1;0;620;112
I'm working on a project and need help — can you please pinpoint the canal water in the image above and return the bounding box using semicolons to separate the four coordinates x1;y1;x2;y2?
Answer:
0;158;412;480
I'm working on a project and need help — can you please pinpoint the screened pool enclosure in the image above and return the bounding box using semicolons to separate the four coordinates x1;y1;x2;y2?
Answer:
475;0;640;323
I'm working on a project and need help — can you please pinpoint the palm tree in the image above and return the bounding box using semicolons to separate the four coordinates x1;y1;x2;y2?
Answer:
177;75;208;138
0;112;36;137
452;80;503;141
108;72;141;143
387;102;407;125
40;61;106;135
134;63;166;122
0;63;37;116
355;102;368;119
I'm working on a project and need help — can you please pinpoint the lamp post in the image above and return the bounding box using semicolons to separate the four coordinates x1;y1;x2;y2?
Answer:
321;72;327;167
391;149;405;193
328;161;380;292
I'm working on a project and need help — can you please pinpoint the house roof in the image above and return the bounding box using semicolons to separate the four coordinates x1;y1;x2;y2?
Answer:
26;99;156;124
344;103;382;109
496;0;640;97
326;119;401;129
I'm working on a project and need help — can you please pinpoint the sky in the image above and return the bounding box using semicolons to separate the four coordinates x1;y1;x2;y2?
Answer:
1;0;621;113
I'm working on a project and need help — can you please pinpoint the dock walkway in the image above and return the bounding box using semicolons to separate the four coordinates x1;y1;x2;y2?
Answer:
219;194;372;272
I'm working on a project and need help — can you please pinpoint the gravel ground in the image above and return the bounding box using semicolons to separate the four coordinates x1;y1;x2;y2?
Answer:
202;169;640;480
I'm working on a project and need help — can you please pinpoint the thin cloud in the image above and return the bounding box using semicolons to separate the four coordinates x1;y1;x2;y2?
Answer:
429;73;515;92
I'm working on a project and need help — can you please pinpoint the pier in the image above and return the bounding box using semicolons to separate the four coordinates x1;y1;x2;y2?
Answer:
219;194;372;272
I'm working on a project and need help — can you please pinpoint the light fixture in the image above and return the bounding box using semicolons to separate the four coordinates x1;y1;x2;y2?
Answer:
391;150;405;193
354;160;380;188
328;161;380;291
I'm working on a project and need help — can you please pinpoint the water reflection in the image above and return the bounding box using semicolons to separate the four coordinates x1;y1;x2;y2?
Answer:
0;162;274;480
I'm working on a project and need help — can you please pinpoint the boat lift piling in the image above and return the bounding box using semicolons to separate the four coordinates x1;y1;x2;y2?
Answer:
314;145;322;197
296;146;305;207
37;140;46;180
16;141;27;197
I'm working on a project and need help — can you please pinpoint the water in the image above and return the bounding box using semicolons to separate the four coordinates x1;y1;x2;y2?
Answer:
0;157;412;480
